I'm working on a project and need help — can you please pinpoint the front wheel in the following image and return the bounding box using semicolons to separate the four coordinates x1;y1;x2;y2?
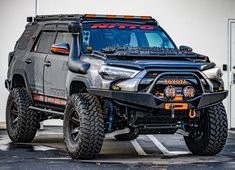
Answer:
184;102;228;155
63;93;105;159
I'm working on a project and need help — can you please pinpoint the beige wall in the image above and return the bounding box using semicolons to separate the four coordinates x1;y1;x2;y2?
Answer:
0;0;235;126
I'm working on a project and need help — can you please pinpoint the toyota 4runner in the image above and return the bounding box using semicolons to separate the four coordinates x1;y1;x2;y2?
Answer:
5;14;228;159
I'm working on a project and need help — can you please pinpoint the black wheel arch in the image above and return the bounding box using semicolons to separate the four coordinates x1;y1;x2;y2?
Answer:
10;70;33;102
67;77;91;96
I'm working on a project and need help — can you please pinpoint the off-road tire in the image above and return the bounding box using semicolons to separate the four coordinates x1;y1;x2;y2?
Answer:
184;102;228;155
115;128;139;141
63;93;104;159
6;88;39;142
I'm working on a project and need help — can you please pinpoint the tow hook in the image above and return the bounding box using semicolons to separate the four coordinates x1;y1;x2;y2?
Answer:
170;103;175;119
189;109;196;118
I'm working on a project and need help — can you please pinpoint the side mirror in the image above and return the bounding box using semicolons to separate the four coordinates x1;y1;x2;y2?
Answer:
179;45;193;52
51;43;70;55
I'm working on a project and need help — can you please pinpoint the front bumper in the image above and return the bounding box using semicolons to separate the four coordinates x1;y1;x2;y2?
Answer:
87;89;228;110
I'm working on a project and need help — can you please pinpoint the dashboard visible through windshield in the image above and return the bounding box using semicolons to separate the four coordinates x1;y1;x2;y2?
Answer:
82;23;175;52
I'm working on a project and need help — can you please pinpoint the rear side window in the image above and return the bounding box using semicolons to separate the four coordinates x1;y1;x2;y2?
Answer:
16;24;38;50
34;31;56;53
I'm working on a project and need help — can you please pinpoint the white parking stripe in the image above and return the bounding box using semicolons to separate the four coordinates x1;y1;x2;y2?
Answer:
33;146;57;151
147;135;191;156
147;135;170;155
131;139;147;156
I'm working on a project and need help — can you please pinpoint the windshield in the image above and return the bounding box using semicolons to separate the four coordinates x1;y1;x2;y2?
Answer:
82;23;175;52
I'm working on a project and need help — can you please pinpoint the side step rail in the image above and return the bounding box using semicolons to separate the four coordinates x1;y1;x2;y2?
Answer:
29;106;64;117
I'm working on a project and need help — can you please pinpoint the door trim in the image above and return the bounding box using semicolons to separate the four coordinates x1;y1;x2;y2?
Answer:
228;19;235;129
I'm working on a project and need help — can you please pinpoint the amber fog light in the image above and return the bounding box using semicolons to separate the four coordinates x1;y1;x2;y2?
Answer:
164;86;176;98
183;86;195;98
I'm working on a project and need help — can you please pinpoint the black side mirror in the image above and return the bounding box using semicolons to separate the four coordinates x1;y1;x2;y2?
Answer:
67;22;90;74
179;45;193;52
51;43;70;55
233;65;235;69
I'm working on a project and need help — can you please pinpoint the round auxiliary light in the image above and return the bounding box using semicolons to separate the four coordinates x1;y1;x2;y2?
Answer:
164;86;176;98
183;86;196;98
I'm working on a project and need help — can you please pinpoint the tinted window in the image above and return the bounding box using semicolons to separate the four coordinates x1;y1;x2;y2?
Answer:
82;23;175;52
55;32;72;46
17;24;39;50
34;32;56;53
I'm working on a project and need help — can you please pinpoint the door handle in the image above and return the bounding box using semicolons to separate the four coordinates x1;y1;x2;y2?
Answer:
44;61;51;67
233;73;235;84
25;58;32;64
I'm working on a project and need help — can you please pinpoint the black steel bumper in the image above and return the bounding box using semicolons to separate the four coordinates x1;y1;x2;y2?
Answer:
87;89;228;110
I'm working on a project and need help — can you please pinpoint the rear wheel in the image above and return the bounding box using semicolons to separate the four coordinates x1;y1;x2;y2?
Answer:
63;93;105;159
6;88;39;142
184;102;228;155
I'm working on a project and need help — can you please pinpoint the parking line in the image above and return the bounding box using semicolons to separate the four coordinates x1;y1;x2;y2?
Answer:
147;135;170;155
147;135;191;156
131;139;147;156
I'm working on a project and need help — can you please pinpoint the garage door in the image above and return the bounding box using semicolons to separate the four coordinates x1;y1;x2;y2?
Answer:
229;20;235;128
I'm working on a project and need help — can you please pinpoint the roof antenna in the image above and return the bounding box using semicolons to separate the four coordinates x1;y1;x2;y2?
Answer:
35;0;38;16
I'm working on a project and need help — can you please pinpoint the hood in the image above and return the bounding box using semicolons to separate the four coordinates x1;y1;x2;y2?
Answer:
106;59;214;70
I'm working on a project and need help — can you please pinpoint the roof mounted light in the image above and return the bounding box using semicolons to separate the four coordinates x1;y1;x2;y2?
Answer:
84;14;153;20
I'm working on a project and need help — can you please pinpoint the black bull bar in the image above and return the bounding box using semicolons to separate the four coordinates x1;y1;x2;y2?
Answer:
88;72;228;110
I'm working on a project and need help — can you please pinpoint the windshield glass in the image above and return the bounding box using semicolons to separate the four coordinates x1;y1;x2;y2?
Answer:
82;23;175;52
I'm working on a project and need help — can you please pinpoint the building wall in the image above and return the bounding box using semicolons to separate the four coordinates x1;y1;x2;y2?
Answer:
0;0;235;127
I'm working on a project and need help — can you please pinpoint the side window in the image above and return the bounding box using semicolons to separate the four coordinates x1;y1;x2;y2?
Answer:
55;32;72;46
34;31;56;53
16;24;39;50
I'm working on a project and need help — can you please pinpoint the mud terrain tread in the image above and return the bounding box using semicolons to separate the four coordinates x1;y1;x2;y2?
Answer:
6;88;39;142
184;102;228;155
64;93;104;159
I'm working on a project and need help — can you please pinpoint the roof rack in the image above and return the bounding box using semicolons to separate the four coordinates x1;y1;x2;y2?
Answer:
33;14;157;24
34;14;83;22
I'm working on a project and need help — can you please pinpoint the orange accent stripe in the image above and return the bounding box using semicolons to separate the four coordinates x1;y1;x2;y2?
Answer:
85;14;97;18
33;94;67;106
106;15;116;18
141;16;152;20
124;15;135;19
164;103;188;110
51;47;69;53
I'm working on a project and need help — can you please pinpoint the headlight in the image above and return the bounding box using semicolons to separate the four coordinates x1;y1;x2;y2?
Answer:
99;66;140;80
202;67;223;79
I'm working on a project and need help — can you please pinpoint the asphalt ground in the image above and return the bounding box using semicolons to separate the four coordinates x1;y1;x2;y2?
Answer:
0;126;235;170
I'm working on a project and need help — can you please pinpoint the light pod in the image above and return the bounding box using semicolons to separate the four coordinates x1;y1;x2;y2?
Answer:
183;86;195;98
164;86;176;98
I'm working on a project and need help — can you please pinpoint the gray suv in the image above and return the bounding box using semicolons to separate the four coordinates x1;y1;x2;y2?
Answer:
5;14;228;159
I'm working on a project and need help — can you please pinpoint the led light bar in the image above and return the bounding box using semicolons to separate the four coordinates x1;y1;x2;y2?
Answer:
84;14;153;20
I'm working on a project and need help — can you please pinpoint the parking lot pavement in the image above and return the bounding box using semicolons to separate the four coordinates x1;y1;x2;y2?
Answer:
0;127;235;170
